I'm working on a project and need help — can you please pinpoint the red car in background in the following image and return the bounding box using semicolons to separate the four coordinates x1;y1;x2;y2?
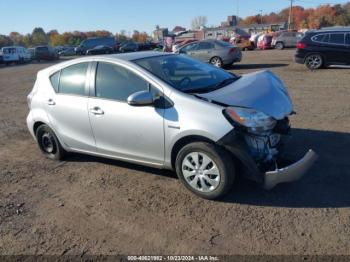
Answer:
257;35;274;50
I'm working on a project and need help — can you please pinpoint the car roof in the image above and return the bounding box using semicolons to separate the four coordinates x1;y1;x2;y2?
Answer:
39;51;174;75
101;51;172;61
307;29;350;34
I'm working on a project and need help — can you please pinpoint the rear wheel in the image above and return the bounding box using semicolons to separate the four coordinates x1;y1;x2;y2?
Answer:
305;54;323;70
36;124;66;160
209;56;223;68
175;142;235;200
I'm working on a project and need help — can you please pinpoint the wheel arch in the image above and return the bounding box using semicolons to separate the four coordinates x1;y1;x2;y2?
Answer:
170;135;215;169
304;52;326;65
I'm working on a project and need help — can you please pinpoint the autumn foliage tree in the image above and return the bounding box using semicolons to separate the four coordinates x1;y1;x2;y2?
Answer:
239;2;350;29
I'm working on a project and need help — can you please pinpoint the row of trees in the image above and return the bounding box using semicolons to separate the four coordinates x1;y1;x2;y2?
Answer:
0;27;150;48
239;3;350;29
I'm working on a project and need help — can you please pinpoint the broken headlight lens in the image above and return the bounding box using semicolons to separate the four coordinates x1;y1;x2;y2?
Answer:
224;107;276;131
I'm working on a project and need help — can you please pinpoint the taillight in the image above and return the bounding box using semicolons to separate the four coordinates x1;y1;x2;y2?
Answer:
297;42;306;49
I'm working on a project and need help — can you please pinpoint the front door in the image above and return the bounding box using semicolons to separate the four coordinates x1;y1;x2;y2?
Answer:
45;62;96;152
88;61;165;165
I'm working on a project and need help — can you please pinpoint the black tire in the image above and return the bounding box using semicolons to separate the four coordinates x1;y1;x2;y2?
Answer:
175;142;235;200
35;124;66;160
209;56;223;68
305;53;323;70
275;42;284;50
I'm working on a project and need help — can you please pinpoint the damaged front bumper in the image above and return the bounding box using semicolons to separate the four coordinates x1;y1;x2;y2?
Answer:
263;149;318;190
218;130;318;190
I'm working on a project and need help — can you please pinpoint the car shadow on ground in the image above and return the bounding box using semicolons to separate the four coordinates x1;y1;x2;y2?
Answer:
66;153;177;180
228;63;289;70
65;128;350;208
223;128;350;208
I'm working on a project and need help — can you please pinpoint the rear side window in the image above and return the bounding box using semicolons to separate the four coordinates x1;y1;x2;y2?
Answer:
50;71;60;92
58;63;89;96
95;62;149;101
329;33;345;45
346;34;350;45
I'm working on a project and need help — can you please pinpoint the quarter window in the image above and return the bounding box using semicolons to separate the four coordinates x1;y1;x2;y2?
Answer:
50;71;60;92
329;33;345;45
95;62;151;101
58;62;89;96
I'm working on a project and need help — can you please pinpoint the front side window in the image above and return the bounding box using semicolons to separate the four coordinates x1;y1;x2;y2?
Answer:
346;34;350;45
329;33;345;45
134;55;239;94
180;43;198;53
58;62;89;96
95;62;151;101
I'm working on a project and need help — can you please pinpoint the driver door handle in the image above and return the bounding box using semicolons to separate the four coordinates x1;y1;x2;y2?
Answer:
90;107;104;115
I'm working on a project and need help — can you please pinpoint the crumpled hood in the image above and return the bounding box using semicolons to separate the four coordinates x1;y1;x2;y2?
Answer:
198;70;293;120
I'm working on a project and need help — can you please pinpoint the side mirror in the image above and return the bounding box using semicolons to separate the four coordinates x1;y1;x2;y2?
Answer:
127;91;154;106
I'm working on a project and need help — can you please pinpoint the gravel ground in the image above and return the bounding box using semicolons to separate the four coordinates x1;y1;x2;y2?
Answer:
0;50;349;256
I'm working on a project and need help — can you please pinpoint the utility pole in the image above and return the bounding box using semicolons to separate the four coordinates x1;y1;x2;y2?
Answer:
288;0;294;30
260;10;263;25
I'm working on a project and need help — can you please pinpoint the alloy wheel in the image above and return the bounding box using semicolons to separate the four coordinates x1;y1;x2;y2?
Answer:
306;55;322;69
182;152;221;193
210;57;222;67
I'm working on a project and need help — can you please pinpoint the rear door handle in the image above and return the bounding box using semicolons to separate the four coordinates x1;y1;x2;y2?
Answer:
47;99;55;106
90;107;104;115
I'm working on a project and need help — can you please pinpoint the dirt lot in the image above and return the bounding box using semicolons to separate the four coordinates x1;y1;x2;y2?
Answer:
0;50;349;256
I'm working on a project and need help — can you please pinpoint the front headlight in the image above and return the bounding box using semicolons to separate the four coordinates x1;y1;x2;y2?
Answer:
224;107;276;131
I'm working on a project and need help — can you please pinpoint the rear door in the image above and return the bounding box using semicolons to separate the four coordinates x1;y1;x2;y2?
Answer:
327;33;346;64
45;62;96;152
194;42;215;62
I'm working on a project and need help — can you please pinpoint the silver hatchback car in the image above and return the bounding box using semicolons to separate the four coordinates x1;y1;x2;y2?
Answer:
27;52;317;199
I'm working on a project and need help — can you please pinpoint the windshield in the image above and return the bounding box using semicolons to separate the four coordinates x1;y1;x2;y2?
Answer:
133;55;239;94
2;48;16;54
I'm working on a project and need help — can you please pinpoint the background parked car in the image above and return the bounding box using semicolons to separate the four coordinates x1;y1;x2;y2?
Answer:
86;45;114;55
120;42;139;52
75;37;117;55
32;46;59;61
232;36;254;51
58;47;76;56
272;31;304;49
177;40;242;68
257;34;274;50
1;46;31;65
0;52;3;64
295;29;350;70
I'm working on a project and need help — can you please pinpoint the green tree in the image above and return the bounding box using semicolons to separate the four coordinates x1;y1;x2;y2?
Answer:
31;27;48;46
0;35;13;48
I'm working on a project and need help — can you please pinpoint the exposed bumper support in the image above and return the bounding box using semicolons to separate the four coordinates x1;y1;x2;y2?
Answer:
264;149;318;190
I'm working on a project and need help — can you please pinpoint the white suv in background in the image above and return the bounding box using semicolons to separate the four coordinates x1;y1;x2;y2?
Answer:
1;46;31;65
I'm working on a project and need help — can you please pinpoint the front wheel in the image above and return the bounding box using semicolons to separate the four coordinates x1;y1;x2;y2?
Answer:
175;142;235;200
36;124;66;160
209;56;223;68
305;54;323;70
275;42;284;50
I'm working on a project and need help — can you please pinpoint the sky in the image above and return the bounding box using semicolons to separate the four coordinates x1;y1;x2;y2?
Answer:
0;0;349;35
